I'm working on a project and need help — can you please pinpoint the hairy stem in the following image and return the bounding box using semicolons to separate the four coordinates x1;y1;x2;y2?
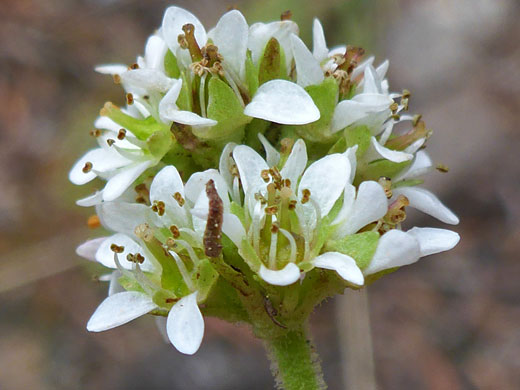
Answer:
266;327;326;390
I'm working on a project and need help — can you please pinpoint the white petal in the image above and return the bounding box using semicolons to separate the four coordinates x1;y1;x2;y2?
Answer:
162;6;207;55
363;65;381;94
312;19;329;62
312;252;364;286
363;230;421;275
97;201;151;236
219;142;237;190
149;165;188;226
95;64;128;75
222;213;246;249
407;227;460;257
184;169;230;209
166;292;204;355
331;94;393;133
76;237;106;261
404;138;426;154
280;139;307;187
164;110;217;127
95;233;154;272
76;191;103;207
103;160;153;202
332;183;356;227
258;133;280;167
259;263;300;286
87;292;158;332
291;34;324;88
343;145;358;183
392;187;459;225
351;56;375;80
233;145;269;195
394;150;433;181
144;35;168;71
298;154;350;217
70;148;126;185
248;21;299;71
376;60;389;80
208;10;249;81
120;69;173;93
244;80;320;125
364;137;413;163
333;181;387;238
158;78;182;122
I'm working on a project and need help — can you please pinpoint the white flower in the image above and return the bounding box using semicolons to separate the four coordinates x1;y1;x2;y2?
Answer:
69;114;156;205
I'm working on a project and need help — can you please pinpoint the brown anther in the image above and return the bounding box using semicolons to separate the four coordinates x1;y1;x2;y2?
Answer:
261;169;271;183
110;244;125;253
301;188;311;204
89;129;101;137
134;223;154;242
390;102;399;112
106;138;115;146
152;200;165;216
280;138;294;154
402;89;411;99
265;205;279;215
271;222;280;234
126;93;134;105
436;164;449;173
165;237;176;249
169;225;180;238
173;192;185;207
288;200;297;210
87;215;101;229
255;193;267;204
165;298;177;304
143;95;150;100
281;10;292;20
135;253;145;264
391;114;401;121
378;177;393;199
112;74;121;84
412;114;422;126
117;128;126;140
284;179;291;188
130;63;139;70
82;162;93;173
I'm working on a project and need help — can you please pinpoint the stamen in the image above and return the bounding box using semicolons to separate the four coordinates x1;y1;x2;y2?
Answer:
281;10;292;20
87;215;101;229
199;72;207;118
173;192;185;207
301;189;311;204
378;177;393;198
169;225;180;238
384;195;409;225
269;229;278;269
151;200;166;216
265;205;279;215
126;252;145;264
134;223;154;242
106;139;115;146
279;228;297;263
117;128;126;140
126;93;134;105
110;244;125;253
280;138;294;154
82;162;93;173
436;164;449;173
89;129;101;137
261;169;271;183
112;74;121;84
176;239;200;265
129;63;139;70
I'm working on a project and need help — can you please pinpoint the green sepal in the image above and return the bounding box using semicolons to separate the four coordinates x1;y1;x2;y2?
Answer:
147;130;172;158
239;238;262;271
328;136;347;154
117;274;146;294
200;278;249;323
230;202;246;226
177;72;192;111
325;231;380;269
258;37;282;85
285;78;339;143
344;126;371;157
193;77;251;142
164;50;180;78
194;259;219;302
392;179;424;188
104;105;164;141
355;159;411;184
245;50;259;97
144;241;190;297
152;289;177;309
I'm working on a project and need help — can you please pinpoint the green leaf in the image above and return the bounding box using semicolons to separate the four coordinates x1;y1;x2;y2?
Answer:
258;37;281;85
325;231;379;269
284;78;339;143
344;126;371;157
193;76;251;141
194;259;219;302
147;130;172;158
245;50;259;97
164;50;180;78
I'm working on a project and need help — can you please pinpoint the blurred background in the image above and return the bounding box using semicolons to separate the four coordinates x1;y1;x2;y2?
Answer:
1;0;519;388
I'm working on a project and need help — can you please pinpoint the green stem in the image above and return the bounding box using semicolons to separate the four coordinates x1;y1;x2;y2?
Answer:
266;327;325;390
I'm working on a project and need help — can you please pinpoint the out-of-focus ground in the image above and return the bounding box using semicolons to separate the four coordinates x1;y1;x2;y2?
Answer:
1;0;519;389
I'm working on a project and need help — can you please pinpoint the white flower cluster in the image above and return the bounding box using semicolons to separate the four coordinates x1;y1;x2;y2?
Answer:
72;6;459;355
